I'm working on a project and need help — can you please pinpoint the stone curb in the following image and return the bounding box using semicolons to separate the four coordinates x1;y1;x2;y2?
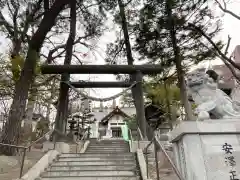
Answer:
136;149;152;180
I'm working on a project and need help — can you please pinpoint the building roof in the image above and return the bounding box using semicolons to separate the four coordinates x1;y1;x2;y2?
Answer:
100;106;131;124
232;45;240;62
120;107;136;116
92;106;136;122
211;64;239;89
191;64;240;90
91;111;108;122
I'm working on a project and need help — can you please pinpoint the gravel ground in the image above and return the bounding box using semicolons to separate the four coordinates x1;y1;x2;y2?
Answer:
0;143;80;180
0;148;45;180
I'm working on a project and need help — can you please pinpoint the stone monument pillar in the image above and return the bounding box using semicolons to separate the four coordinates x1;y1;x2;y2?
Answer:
170;120;240;180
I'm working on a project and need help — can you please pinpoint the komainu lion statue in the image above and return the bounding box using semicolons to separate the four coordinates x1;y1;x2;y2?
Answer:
186;68;240;120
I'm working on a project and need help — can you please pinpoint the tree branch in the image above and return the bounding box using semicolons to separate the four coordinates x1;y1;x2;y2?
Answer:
224;35;231;55
10;0;19;42
34;75;58;87
215;0;240;20
44;0;50;12
72;54;83;64
188;23;240;82
0;12;14;37
46;34;95;64
187;23;240;70
21;0;44;43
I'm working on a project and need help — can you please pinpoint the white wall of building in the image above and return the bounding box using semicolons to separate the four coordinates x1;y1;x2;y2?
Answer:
108;115;125;130
102;115;126;139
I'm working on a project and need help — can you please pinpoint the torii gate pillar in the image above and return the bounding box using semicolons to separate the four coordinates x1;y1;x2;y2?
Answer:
55;73;70;135
133;71;147;139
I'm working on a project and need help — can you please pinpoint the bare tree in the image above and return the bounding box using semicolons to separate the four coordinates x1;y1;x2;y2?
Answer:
0;0;70;155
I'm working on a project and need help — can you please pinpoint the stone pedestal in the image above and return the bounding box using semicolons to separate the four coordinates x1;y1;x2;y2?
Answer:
130;141;152;152
42;141;70;153
170;120;240;180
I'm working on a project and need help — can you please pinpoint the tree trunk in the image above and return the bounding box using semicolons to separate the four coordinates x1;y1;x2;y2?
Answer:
23;98;36;138
164;82;173;130
54;0;76;138
117;0;147;138
166;0;195;121
0;0;69;155
23;87;37;136
46;78;57;123
46;103;51;121
55;78;69;134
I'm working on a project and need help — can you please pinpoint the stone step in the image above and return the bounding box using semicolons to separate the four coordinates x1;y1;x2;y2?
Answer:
91;142;127;144
49;165;137;171
90;143;127;145
88;146;129;148
86;148;128;151
52;160;136;166
57;156;134;161
90;144;128;146
89;142;128;144
92;140;126;141
92;141;126;142
88;146;128;148
86;150;129;153
89;144;128;146
91;142;127;145
88;146;128;150
60;153;133;158
41;170;135;177
86;151;129;154
90;142;127;144
145;157;155;160
145;153;155;157
87;148;128;150
88;145;128;148
39;176;139;180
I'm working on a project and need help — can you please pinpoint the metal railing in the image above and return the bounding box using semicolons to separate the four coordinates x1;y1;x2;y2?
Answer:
0;130;53;178
128;127;144;149
137;127;144;140
128;129;133;152
129;129;133;140
143;130;184;180
0;128;88;179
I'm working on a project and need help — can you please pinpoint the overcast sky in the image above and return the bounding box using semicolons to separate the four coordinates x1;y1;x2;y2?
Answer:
0;1;240;105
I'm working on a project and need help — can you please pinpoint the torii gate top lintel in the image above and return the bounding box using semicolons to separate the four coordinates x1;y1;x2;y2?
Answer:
41;65;163;75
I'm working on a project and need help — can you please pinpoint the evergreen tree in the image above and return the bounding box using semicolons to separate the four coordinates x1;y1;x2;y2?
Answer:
133;0;223;120
135;0;222;66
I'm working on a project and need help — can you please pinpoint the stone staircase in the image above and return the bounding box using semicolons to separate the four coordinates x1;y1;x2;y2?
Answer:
37;139;140;180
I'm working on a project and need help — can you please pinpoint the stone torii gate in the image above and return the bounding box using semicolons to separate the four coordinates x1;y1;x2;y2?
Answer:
41;64;163;139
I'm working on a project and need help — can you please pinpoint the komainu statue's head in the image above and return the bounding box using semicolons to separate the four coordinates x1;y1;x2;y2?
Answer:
186;68;209;91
